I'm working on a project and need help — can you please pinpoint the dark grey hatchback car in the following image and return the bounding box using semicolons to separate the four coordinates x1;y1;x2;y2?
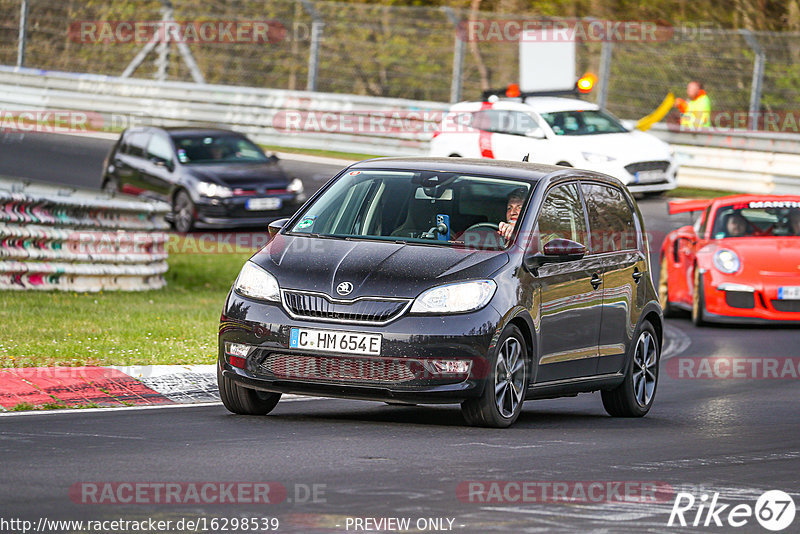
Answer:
218;158;663;427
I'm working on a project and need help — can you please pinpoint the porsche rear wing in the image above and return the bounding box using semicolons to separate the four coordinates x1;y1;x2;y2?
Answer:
667;199;712;215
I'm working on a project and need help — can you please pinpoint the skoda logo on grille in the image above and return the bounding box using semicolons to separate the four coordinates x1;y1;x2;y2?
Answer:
336;282;354;296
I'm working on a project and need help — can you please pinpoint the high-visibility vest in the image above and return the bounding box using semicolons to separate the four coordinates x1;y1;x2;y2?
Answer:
679;91;711;129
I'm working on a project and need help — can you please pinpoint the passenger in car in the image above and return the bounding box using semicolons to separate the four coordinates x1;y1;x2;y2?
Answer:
498;187;526;241
789;209;800;235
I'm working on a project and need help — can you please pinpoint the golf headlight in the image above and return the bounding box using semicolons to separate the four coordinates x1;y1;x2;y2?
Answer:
197;181;233;198
410;280;496;314
287;178;304;194
234;262;280;302
713;249;741;274
582;152;616;163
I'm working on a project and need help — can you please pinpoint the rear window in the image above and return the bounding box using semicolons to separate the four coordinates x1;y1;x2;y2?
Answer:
582;183;638;253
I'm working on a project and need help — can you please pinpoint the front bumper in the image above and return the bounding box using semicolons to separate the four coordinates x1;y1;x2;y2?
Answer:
701;271;800;324
587;159;678;193
194;194;303;228
218;291;503;403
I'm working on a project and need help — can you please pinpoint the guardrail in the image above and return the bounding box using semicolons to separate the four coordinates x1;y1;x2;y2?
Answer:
2;66;800;194
0;66;447;156
0;176;170;291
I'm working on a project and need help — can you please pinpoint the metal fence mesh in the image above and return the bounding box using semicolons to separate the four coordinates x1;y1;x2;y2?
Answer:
3;0;800;122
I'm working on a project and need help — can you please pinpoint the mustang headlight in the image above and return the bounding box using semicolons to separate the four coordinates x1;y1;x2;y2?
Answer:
582;152;616;163
234;261;280;302
410;280;496;314
197;181;233;198
713;249;741;274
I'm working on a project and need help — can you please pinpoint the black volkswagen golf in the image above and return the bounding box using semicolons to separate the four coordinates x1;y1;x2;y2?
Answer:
218;158;663;427
102;127;305;232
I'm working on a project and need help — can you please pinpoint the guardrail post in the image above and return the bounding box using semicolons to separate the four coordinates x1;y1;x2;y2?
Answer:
16;0;28;68
597;40;613;109
741;30;765;132
443;8;465;103
299;0;324;92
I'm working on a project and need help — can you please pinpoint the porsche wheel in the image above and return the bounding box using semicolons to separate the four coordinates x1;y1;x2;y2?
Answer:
691;268;707;326
658;256;679;318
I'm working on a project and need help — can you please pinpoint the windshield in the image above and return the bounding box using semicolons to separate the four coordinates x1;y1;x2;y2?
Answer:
711;201;800;238
540;110;627;136
287;170;533;250
171;134;269;164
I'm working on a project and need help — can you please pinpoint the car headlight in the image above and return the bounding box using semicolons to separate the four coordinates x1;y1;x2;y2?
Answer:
713;249;741;274
233;261;280;302
410;280;496;314
287;178;304;194
197;181;233;198
582;152;616;163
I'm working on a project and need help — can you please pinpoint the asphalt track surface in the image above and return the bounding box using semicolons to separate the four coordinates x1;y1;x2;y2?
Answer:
1;132;799;533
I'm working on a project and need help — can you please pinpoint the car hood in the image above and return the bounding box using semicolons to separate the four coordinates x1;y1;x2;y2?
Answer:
185;162;289;188
252;234;510;299
701;237;800;276
553;130;672;163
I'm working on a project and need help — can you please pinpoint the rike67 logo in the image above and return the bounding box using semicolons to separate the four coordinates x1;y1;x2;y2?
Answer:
668;490;796;531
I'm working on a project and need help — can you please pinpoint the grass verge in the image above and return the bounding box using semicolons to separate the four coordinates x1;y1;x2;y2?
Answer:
261;144;381;161
663;187;739;198
0;249;251;368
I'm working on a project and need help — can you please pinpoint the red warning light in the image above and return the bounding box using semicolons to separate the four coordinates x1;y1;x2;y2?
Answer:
577;73;597;94
505;83;521;98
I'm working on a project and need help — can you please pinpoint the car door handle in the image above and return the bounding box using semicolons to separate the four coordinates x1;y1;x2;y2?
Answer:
632;268;644;284
590;274;602;290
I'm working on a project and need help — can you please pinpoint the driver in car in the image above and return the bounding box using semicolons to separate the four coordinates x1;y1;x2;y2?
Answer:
725;212;748;237
499;188;526;241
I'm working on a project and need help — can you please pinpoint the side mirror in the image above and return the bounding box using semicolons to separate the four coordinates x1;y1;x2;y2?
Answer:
525;127;546;139
268;217;290;239
153;157;175;171
524;238;586;271
268;154;280;163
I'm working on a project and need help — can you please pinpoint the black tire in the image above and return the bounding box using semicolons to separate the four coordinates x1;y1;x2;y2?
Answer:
658;256;679;318
601;321;659;417
173;190;195;234
691;268;707;326
556;161;573;167
102;176;118;195
217;364;281;415
449;153;462;157
461;325;528;428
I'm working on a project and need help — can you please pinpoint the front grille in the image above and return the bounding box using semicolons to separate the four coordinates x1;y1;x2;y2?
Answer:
260;353;417;383
772;300;800;313
725;291;755;309
625;161;671;174
282;290;410;324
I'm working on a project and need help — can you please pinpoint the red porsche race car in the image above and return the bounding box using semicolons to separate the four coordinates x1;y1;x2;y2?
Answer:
659;195;800;325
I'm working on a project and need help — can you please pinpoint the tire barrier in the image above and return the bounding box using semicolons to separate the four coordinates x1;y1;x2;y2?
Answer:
0;177;170;291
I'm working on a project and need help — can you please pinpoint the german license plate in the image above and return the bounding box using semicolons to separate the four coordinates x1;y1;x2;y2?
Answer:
246;197;282;211
635;170;665;184
778;286;800;300
289;328;382;356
